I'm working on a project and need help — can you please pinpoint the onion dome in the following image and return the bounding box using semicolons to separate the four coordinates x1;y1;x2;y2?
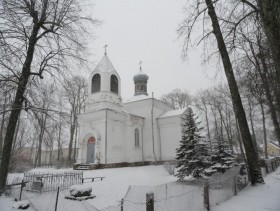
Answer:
133;70;149;82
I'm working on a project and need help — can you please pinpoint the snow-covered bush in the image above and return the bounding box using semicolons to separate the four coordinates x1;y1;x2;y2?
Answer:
70;185;92;197
163;161;176;175
12;200;30;210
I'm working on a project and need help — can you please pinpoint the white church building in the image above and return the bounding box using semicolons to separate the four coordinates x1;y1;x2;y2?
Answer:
75;53;187;169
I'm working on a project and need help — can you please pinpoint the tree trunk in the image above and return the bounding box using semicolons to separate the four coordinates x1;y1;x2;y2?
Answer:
204;0;264;184
12;119;21;152
260;101;268;159
221;110;234;151
0;75;29;192
49;143;53;166
30;137;36;164
0;20;40;192
39;114;47;166
57;120;62;161
218;109;224;142
0;95;8;158
210;105;219;139
247;97;258;158
204;104;212;149
73;124;78;160
236;119;246;160
68;122;75;161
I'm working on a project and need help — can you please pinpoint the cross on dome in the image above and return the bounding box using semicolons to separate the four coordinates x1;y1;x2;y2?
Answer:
139;60;143;71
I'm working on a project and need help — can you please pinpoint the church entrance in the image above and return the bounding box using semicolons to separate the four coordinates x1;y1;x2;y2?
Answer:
87;137;96;163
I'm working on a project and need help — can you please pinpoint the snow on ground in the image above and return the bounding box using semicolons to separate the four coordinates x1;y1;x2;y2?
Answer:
1;165;280;210
0;165;176;211
212;167;280;211
82;165;177;209
0;196;34;211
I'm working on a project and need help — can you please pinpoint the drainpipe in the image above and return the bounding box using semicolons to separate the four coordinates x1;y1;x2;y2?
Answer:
141;123;144;162
105;109;108;165
151;92;156;162
156;118;162;161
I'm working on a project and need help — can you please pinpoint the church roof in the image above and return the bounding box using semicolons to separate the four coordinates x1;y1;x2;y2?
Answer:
94;54;116;73
159;108;187;118
124;94;151;103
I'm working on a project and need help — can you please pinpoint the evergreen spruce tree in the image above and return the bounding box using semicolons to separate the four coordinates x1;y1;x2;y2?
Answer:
176;107;210;180
209;136;237;174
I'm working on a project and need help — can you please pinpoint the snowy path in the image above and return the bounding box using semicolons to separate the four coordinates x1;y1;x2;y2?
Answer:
212;167;280;211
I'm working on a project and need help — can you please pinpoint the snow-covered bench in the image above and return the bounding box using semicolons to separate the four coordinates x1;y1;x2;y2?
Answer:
81;177;105;184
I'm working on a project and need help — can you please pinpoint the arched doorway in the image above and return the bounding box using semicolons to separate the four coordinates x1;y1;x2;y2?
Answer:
87;137;96;163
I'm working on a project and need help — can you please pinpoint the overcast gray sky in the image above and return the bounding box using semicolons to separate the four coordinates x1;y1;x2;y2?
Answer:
87;0;219;100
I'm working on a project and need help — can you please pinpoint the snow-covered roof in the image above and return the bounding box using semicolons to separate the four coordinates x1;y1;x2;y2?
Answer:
123;110;145;119
94;54;116;73
270;142;280;150
124;94;151;103
159;108;186;118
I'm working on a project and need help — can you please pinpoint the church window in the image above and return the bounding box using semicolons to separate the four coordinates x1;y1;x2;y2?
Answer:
135;128;140;147
92;74;101;93
141;85;144;91
88;137;96;144
111;74;118;94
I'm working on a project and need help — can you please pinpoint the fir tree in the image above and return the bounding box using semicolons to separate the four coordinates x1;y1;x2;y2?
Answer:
208;136;236;174
176;107;210;180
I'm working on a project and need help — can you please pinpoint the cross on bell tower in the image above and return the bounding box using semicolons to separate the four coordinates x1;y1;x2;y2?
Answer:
104;44;108;55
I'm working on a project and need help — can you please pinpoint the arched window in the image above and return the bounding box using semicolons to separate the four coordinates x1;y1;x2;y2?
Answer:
91;74;101;93
110;74;118;94
88;137;96;144
135;128;140;147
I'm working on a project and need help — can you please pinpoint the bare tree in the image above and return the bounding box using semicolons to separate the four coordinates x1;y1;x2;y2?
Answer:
178;0;264;184
255;0;280;91
160;89;192;109
0;0;97;192
205;0;263;184
194;90;212;143
63;76;87;162
65;76;87;162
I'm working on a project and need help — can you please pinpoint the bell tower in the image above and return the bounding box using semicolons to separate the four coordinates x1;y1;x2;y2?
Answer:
86;50;122;112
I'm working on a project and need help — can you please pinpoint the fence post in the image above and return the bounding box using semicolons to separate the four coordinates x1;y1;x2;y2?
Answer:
19;180;24;201
55;187;60;211
265;162;269;174
146;192;154;211
233;176;237;195
40;177;43;194
120;198;124;211
203;180;210;211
